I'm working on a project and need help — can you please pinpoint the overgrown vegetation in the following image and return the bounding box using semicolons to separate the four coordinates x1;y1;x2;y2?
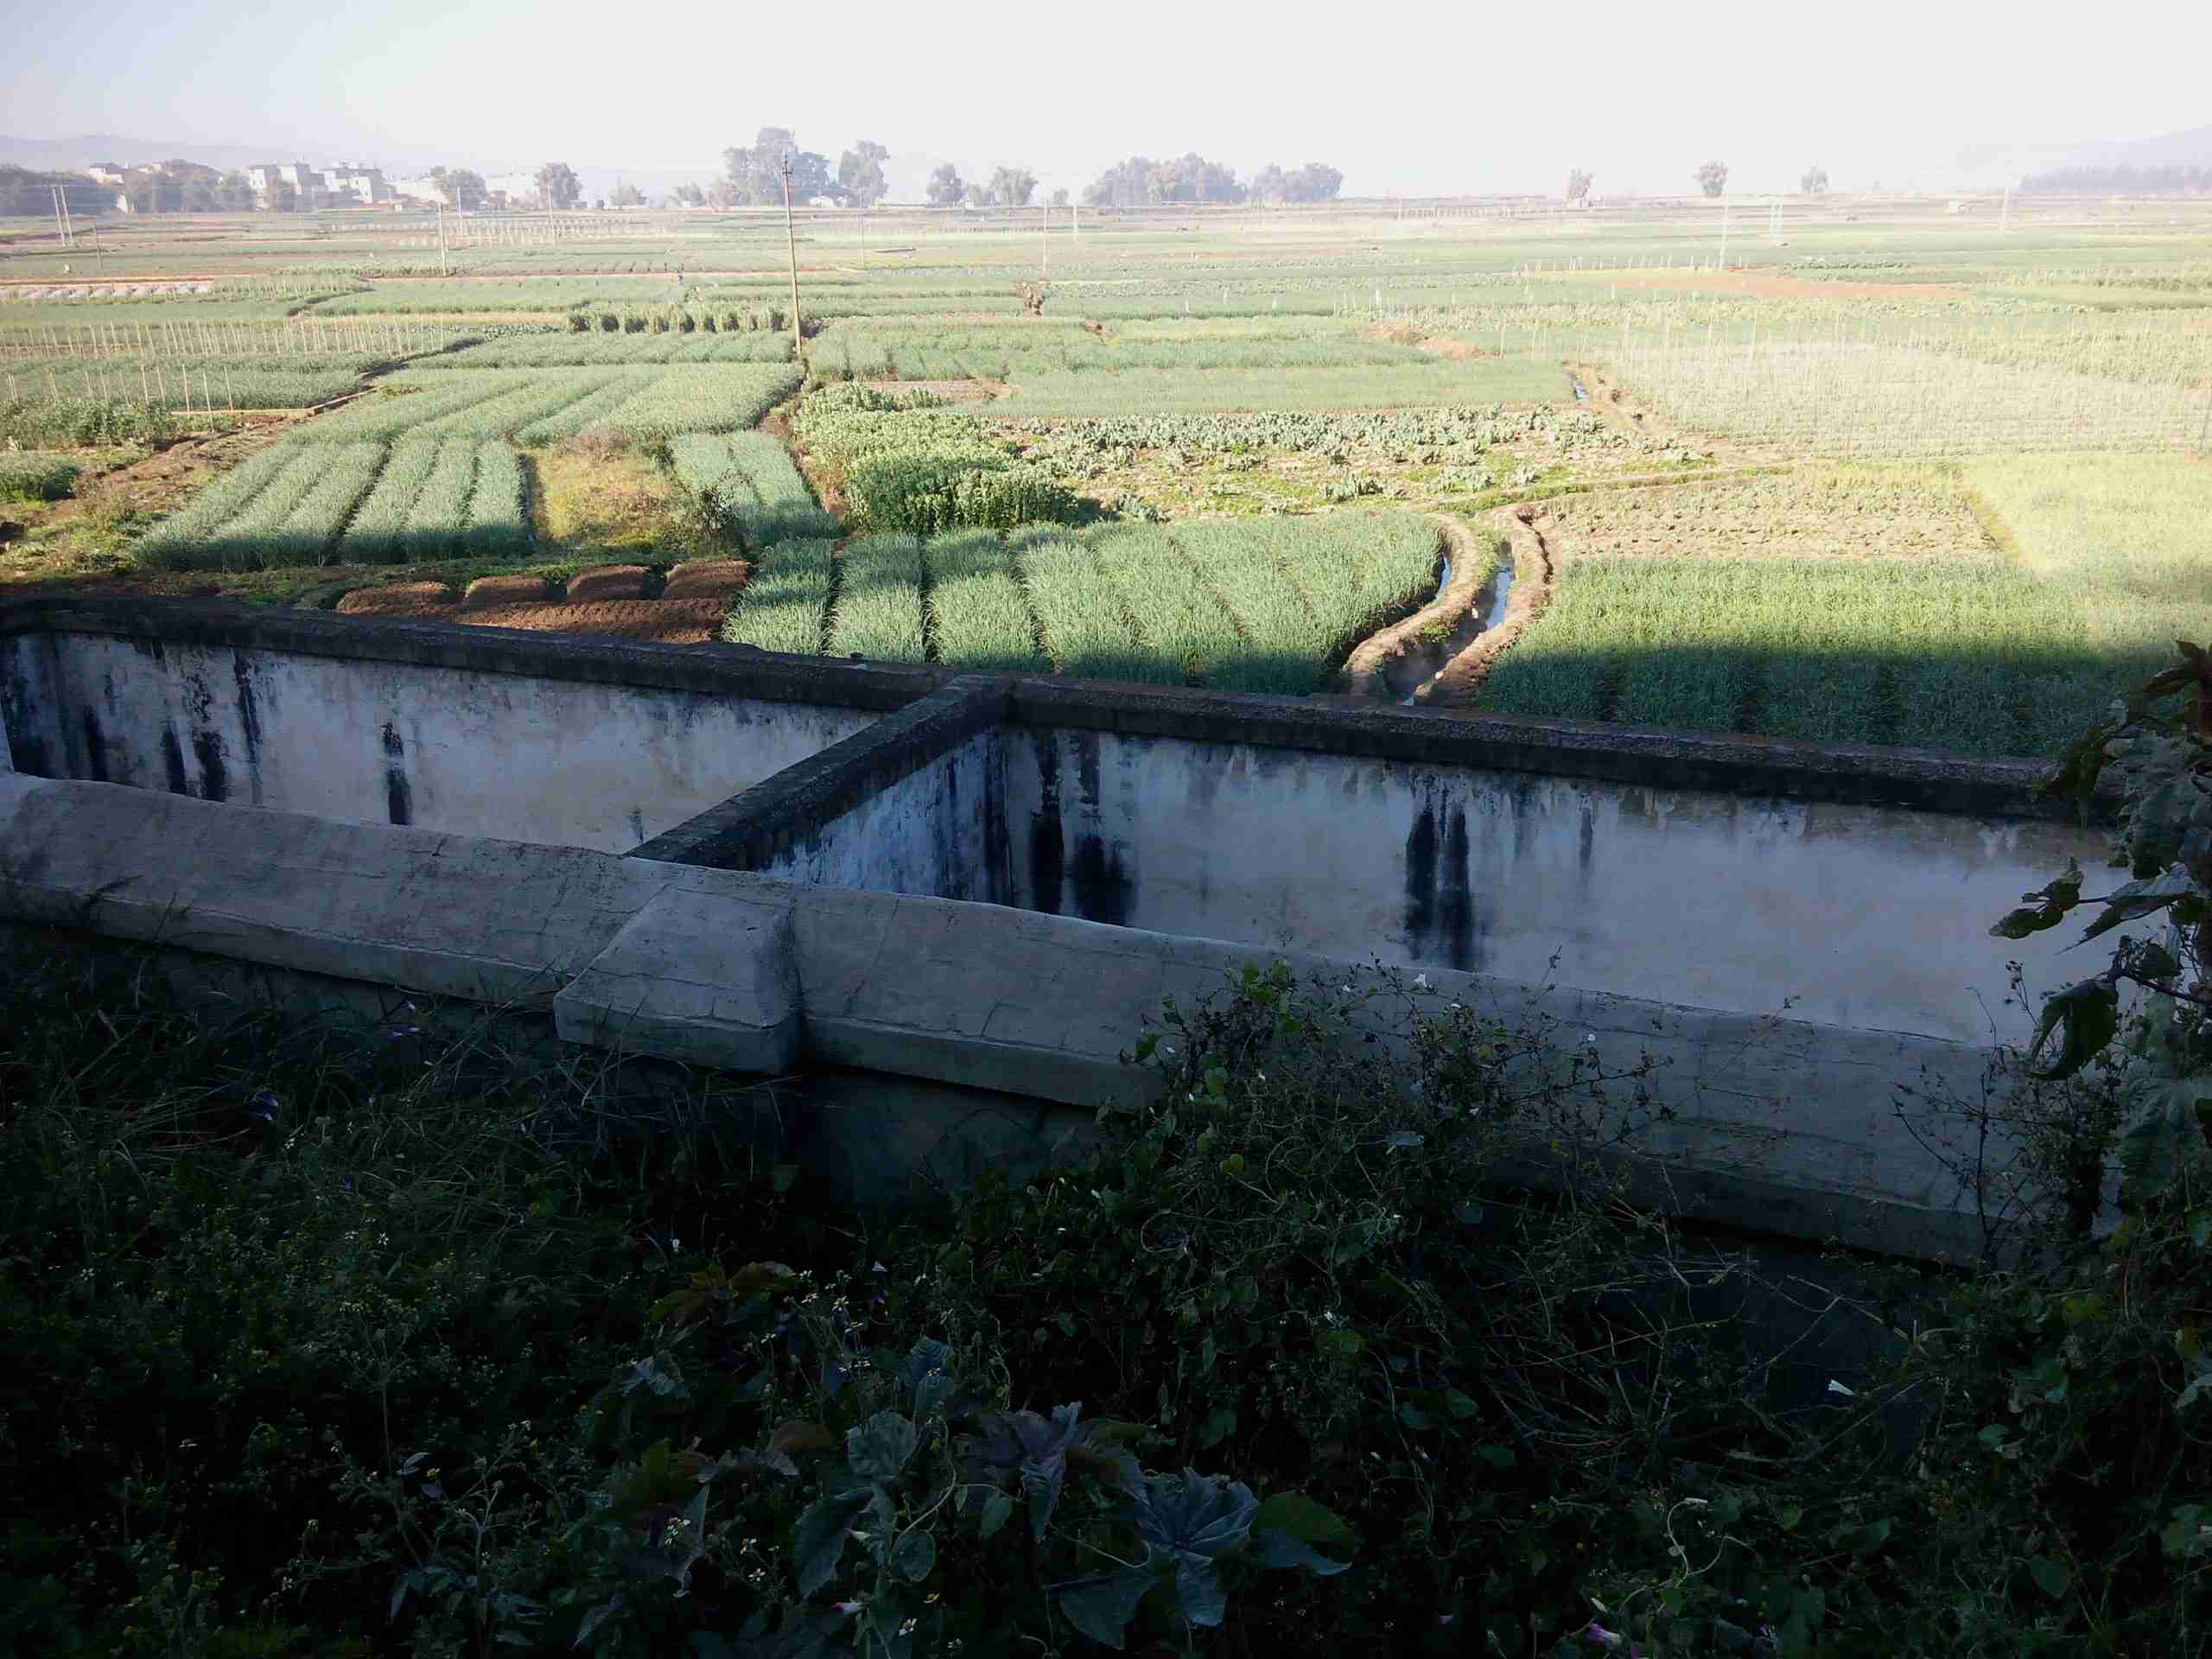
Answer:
0;452;81;502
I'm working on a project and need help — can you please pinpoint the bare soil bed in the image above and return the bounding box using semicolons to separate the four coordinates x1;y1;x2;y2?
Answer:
1621;270;1971;302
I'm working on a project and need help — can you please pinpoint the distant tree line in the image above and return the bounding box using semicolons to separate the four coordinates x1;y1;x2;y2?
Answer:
2021;163;2212;196
705;129;1343;213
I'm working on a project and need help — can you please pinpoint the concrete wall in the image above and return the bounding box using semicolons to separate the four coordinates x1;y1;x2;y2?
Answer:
0;772;2050;1260
1005;726;2103;1047
758;730;1007;902
0;606;931;853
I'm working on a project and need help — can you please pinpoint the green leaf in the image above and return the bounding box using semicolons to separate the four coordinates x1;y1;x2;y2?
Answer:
846;1412;918;1482
2027;977;2120;1080
1992;860;2083;938
2119;1068;2212;1204
1057;1567;1156;1648
791;1488;870;1598
1196;1405;1236;1449
1478;1443;1516;1470
1252;1491;1360;1552
978;1490;1014;1540
2079;864;2203;943
2028;1554;2073;1599
892;1529;936;1582
2162;1503;2210;1560
1251;1528;1353;1576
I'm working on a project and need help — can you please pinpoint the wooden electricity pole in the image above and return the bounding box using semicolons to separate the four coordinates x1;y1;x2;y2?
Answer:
782;153;803;343
1040;200;1048;277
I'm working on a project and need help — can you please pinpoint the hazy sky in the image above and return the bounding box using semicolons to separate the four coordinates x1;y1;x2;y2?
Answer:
6;0;2208;196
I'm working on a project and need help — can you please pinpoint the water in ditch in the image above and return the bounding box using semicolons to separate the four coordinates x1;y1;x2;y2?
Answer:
1395;555;1515;705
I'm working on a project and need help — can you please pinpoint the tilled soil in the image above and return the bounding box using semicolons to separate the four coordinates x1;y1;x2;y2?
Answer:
334;562;745;646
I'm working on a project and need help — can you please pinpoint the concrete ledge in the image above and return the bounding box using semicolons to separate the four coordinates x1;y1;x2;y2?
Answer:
0;775;661;1007
554;886;802;1071
0;596;945;714
1005;677;2085;821
632;681;1008;868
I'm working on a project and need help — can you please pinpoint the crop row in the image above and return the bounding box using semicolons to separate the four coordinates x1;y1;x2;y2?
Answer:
804;317;1432;381
1478;549;2093;758
295;365;804;446
137;442;388;571
827;535;927;660
712;511;1440;690
668;431;837;547
423;333;793;368
1;355;379;411
721;538;838;655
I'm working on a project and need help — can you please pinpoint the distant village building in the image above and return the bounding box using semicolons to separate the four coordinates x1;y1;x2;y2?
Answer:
485;173;541;207
247;162;321;194
326;164;390;205
85;162;125;186
389;175;444;205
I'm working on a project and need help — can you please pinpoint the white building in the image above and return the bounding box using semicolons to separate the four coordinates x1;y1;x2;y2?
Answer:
327;164;390;204
86;162;125;186
248;162;323;195
486;172;541;207
389;175;445;204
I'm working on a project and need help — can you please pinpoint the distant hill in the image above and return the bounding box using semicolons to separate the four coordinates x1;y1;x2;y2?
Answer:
1955;124;2212;191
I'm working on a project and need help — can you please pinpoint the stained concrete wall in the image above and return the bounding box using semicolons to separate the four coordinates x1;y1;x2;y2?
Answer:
0;609;917;853
758;730;1006;902
1004;726;2104;1047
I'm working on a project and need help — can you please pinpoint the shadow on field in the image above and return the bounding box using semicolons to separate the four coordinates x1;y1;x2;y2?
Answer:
1475;639;2147;762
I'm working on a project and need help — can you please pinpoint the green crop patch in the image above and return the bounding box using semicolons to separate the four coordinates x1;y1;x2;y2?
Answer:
829;533;927;662
721;537;837;655
926;530;1043;671
669;430;837;547
1475;464;2209;758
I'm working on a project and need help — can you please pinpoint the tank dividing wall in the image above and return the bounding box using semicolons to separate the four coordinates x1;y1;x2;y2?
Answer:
632;682;1013;903
0;600;944;853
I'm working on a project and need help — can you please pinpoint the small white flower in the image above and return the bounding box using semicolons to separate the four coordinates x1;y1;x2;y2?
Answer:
1584;1033;1598;1046
1827;1379;1856;1397
1342;983;1355;995
1412;973;1430;991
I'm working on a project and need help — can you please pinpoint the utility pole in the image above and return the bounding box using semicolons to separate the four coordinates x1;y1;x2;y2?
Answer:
1999;182;2012;236
1040;200;1048;278
437;200;448;275
782;152;803;344
51;184;73;249
1719;200;1730;269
